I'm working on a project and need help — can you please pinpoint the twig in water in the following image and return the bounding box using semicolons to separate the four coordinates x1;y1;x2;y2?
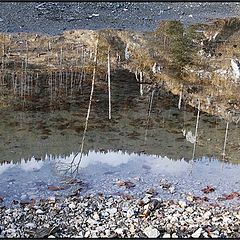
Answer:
108;46;112;120
222;121;229;161
69;36;99;176
144;88;155;143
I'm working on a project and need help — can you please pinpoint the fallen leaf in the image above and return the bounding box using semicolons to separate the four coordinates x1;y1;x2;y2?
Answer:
116;180;135;189
222;192;240;200
48;186;66;191
201;185;215;194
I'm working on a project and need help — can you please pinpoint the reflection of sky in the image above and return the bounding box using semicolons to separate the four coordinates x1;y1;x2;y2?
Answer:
0;156;46;175
56;150;191;174
1;150;240;179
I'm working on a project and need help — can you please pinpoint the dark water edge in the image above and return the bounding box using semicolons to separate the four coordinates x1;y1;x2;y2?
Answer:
1;2;240;35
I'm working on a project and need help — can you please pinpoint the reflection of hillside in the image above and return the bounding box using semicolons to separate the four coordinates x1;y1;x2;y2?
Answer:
0;83;239;165
0;18;240;121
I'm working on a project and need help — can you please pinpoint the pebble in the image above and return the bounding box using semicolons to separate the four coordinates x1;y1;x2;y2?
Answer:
0;191;239;238
192;228;202;238
107;208;118;215
143;226;160;238
127;208;135;218
36;209;44;214
25;223;36;228
203;211;211;219
142;195;151;204
178;200;187;208
162;233;171;238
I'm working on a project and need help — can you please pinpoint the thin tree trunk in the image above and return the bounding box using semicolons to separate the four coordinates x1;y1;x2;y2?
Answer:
192;100;201;160
222;121;229;160
144;88;155;143
178;84;183;110
71;37;99;176
139;71;143;96
108;46;112;120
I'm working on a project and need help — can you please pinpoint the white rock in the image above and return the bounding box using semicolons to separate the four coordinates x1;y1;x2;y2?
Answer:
185;207;194;213
48;197;56;203
107;208;117;215
36;209;44;214
186;195;194;202
169;186;175;193
223;217;232;224
115;228;124;235
178;200;187;208
84;231;90;238
93;212;100;221
172;233;178;238
48;236;55;238
105;229;111;237
142;195;151;204
203;211;211;219
192;228;202;238
87;218;98;225
25;223;36;228
69;203;76;210
143;226;160;238
5;209;11;214
127;208;135;218
162;233;171;238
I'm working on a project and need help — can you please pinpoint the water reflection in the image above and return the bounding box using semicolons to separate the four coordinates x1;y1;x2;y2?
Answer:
1;149;240;205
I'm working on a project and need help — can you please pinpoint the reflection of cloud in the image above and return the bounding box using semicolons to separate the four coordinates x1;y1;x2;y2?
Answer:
146;156;190;174
56;150;191;175
19;157;44;171
0;162;14;175
0;157;46;175
57;150;132;168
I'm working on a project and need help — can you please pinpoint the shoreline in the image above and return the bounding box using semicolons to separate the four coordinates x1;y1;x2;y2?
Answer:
1;190;240;238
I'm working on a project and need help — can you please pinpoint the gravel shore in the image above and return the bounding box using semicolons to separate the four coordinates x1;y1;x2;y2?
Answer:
1;190;240;238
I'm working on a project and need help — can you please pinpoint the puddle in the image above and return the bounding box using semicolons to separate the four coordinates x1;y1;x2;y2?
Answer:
1;150;240;207
0;74;239;206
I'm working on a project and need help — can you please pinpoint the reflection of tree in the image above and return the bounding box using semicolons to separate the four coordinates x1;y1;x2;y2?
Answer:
56;36;99;177
155;20;197;73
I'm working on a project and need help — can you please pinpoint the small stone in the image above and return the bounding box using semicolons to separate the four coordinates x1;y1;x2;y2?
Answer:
143;226;160;238
93;212;100;221
186;195;194;202
203;232;209;238
145;188;156;195
203;211;211;219
36;209;44;214
192;228;202;238
178;200;187;208
107;208;118;215
162;233;171;238
48;236;55;238
25;223;36;228
115;228;124;235
127;208;135;218
169;186;175;193
142;195;151;204
48;197;56;203
105;229;111;237
87;218;98;225
185;207;194;213
5;209;11;214
69;203;76;210
172;233;178;238
84;231;90;238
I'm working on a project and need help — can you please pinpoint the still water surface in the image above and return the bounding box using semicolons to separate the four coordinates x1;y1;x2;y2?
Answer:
0;75;239;205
